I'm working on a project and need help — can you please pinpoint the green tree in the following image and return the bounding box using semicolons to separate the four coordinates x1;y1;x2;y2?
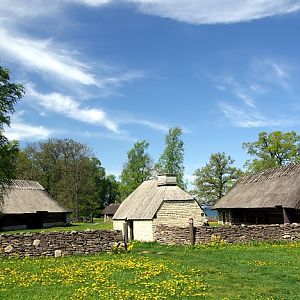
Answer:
15;139;107;218
193;152;242;205
156;127;185;189
97;174;121;209
243;131;300;172
0;65;24;206
120;140;152;199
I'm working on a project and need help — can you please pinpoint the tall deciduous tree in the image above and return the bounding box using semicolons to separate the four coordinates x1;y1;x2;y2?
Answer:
97;174;121;208
243;131;300;172
193;152;242;205
120;140;152;199
15;139;108;218
0;65;24;206
157;127;185;189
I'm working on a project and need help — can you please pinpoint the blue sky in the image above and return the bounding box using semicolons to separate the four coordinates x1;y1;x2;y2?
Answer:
1;0;300;185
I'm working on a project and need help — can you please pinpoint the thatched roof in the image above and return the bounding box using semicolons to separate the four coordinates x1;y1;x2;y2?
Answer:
101;203;120;215
1;180;71;214
213;163;300;210
113;176;194;220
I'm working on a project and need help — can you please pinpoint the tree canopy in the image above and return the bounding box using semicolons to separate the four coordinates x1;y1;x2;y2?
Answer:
156;127;185;189
193;152;242;205
15;139;118;218
243;131;300;172
120;140;152;199
0;65;24;206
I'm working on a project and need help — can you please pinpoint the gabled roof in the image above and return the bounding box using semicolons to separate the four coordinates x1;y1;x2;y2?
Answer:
213;163;300;210
101;203;120;215
113;177;194;220
1;180;71;214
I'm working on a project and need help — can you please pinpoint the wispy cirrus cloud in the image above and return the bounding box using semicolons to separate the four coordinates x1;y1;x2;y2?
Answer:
0;28;144;89
211;55;299;129
119;119;169;133
28;87;120;133
4;111;53;141
70;0;112;6
5;122;52;141
83;131;137;143
234;90;256;108
252;58;292;90
0;1;144;91
218;102;299;128
27;85;173;136
0;29;99;86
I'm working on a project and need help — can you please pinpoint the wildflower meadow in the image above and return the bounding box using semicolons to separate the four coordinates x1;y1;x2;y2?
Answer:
1;241;300;299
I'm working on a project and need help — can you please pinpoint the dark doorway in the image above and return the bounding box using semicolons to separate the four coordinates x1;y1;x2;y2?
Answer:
128;220;134;241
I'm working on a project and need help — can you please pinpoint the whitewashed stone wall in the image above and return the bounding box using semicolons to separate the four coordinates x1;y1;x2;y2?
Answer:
133;220;154;242
153;200;206;230
113;220;124;232
113;201;206;242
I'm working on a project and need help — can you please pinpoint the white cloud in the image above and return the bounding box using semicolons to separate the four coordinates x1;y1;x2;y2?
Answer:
235;90;256;108
267;61;290;79
28;88;120;133
70;0;112;6
218;102;298;128
120;119;169;132
0;1;61;21
252;58;292;90
18;0;298;25
0;28;98;86
131;0;300;24
83;131;137;142
5;122;52;141
4;110;53;141
75;0;300;24
2;0;300;26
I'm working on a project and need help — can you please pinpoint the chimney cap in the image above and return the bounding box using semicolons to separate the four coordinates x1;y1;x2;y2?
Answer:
157;174;177;186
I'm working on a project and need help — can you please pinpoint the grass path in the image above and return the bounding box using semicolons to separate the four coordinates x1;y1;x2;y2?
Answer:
0;242;300;299
0;218;113;235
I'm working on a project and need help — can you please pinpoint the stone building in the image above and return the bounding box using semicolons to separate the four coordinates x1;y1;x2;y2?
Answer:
113;174;206;241
0;180;71;231
213;163;300;225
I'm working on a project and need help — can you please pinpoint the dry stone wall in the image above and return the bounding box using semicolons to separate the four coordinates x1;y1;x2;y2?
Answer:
0;229;122;257
155;224;300;244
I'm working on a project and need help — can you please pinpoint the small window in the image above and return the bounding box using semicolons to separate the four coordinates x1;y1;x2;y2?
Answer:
201;212;205;217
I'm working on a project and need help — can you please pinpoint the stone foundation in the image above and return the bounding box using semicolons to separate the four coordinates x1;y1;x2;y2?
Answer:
0;230;122;257
155;224;300;244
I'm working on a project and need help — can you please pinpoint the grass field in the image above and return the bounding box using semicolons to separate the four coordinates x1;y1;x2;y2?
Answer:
1;241;300;299
0;218;113;235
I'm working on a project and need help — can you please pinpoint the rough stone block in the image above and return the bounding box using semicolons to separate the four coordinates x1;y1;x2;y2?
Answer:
54;249;62;257
4;245;14;253
33;239;41;247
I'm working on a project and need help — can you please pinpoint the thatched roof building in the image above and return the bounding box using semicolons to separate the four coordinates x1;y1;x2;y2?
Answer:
101;203;120;220
113;174;206;241
213;163;300;224
0;180;71;231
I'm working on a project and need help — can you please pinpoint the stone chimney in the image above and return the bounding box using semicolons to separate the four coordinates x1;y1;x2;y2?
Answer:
157;174;177;186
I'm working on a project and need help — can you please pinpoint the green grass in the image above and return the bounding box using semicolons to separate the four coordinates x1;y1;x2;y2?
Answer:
1;241;300;299
0;218;113;235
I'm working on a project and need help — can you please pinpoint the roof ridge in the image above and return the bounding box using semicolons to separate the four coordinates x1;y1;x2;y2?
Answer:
10;179;44;190
238;162;300;185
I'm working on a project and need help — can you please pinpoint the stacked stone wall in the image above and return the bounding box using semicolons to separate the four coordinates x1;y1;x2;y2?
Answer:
0;230;122;257
155;224;300;245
